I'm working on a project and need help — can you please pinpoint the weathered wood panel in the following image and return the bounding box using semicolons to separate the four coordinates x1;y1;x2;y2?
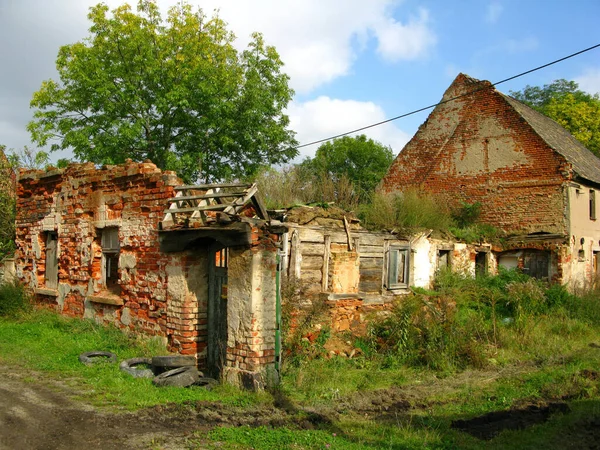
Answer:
300;255;324;270
300;243;326;256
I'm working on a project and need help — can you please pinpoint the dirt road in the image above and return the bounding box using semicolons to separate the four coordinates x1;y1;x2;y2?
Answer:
0;366;202;450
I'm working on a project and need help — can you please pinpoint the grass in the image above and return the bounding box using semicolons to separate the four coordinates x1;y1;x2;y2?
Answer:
0;309;269;410
0;271;599;448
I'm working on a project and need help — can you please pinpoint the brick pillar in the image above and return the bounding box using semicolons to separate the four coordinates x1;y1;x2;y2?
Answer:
223;230;279;390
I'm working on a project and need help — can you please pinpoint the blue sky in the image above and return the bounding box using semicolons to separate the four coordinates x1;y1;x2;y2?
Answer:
1;0;599;163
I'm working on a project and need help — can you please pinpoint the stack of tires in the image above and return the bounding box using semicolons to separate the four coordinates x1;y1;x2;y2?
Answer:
79;351;216;388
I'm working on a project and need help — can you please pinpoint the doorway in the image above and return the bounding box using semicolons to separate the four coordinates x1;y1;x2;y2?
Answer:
207;245;228;379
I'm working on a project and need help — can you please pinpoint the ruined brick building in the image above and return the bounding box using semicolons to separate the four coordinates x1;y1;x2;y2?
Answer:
382;73;600;288
15;161;283;388
14;159;492;386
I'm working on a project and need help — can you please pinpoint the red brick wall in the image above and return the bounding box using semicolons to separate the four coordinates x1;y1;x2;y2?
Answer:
16;161;181;339
382;74;571;235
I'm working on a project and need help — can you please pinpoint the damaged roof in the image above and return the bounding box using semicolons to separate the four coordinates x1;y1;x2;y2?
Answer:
502;93;600;185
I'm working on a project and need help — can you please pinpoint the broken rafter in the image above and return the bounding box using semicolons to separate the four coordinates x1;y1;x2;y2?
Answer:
174;183;251;191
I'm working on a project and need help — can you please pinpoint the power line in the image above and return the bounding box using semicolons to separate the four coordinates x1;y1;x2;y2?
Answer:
294;42;600;150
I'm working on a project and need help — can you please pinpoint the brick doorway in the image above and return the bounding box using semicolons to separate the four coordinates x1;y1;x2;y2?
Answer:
207;245;228;379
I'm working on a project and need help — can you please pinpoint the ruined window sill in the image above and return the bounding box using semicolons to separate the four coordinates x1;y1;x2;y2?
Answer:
35;288;59;297
87;293;124;306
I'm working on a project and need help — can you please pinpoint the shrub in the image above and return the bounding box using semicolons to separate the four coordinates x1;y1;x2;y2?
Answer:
359;189;454;232
0;280;32;317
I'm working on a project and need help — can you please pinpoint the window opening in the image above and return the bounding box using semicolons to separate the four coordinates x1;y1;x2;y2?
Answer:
475;252;487;277
437;250;450;270
590;190;596;220
101;227;120;293
386;246;409;289
215;247;228;268
45;232;58;290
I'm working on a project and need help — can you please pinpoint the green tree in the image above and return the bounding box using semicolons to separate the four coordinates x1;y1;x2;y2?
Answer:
510;79;600;156
302;135;394;201
0;146;16;259
28;1;297;183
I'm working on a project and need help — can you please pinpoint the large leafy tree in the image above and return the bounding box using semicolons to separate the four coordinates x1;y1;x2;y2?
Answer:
28;1;297;182
0;146;16;259
302;135;394;201
510;80;600;156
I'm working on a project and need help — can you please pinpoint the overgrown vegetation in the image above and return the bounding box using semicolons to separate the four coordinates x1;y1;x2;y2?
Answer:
1;271;600;448
359;189;499;242
0;280;31;317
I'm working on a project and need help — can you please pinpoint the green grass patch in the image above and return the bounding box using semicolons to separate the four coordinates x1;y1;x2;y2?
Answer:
0;309;269;410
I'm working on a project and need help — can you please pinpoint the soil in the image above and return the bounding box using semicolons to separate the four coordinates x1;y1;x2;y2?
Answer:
0;365;328;450
1;363;598;449
450;402;570;440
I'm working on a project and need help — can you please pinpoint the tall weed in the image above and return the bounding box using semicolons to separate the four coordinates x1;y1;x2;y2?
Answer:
0;280;31;317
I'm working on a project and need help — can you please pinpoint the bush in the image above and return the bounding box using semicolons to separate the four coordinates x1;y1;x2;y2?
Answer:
0;280;32;317
360;189;454;232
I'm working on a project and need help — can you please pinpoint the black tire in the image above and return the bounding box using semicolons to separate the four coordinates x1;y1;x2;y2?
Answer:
151;355;196;369
79;351;117;365
152;366;200;388
194;377;219;390
119;357;154;378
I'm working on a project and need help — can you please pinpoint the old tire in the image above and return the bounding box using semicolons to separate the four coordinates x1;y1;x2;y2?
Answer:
119;357;154;378
151;355;196;370
79;351;117;365
195;377;219;390
152;366;200;388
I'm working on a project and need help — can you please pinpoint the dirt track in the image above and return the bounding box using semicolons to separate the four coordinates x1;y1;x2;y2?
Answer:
0;367;199;450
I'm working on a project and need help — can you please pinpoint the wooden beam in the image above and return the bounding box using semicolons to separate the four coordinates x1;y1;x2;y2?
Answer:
343;216;353;251
166;192;247;202
175;183;251;191
322;235;331;292
223;184;258;215
163;204;230;215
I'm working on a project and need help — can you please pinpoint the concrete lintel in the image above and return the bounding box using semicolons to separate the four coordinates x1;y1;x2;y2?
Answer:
87;294;124;306
159;223;252;252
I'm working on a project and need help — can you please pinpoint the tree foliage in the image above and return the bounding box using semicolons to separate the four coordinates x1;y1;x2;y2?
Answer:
302;135;394;201
28;1;297;182
0;147;16;259
510;79;600;156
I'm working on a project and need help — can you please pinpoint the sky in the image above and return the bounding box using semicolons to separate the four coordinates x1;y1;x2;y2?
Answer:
1;0;600;164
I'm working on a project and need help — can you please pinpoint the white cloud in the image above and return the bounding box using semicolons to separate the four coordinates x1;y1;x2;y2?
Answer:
287;97;410;160
575;68;600;95
374;8;436;62
176;0;436;93
486;2;504;24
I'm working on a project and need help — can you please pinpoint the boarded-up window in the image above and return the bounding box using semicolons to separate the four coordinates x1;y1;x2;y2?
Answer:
590;190;596;220
101;227;120;292
45;232;58;290
386;246;409;289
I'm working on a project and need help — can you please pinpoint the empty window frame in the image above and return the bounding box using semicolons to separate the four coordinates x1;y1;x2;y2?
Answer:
101;227;120;292
590;189;596;220
437;249;451;270
44;232;58;290
386;246;410;289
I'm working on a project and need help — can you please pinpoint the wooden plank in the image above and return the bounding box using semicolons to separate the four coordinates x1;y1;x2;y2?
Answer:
300;255;324;270
163;204;229;214
289;230;302;281
175;183;251;190
167;192;246;202
223;184;258;215
322;235;331;292
359;245;385;254
251;192;269;220
300;243;326;256
359;252;386;259
343;216;353;251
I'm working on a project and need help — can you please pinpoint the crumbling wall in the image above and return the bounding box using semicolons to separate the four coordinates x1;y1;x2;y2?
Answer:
15;161;183;342
224;228;279;389
382;74;570;236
